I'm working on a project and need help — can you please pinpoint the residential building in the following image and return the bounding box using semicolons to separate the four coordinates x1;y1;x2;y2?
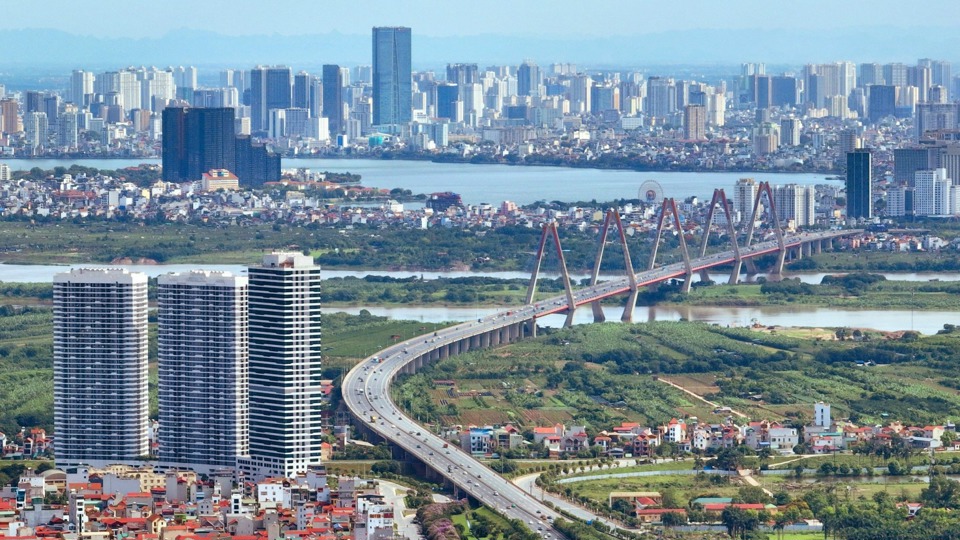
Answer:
683;105;706;141
54;268;149;467
162;107;236;183
158;270;248;473
242;253;323;479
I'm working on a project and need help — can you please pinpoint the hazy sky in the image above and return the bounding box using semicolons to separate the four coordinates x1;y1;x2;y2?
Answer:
8;0;960;38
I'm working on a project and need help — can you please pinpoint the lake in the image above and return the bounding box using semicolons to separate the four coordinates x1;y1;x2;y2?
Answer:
0;157;838;205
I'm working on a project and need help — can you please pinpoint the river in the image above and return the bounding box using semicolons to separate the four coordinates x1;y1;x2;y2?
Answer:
0;157;839;205
0;263;954;334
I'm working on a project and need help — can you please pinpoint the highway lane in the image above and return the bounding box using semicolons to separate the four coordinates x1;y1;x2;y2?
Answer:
342;229;858;536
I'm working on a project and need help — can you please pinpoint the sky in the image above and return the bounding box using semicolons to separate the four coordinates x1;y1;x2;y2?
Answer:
7;0;960;39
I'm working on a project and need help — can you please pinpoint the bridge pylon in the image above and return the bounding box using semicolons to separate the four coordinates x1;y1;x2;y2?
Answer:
648;198;694;292
589;209;639;323
741;181;787;275
698;189;743;285
526;221;578;327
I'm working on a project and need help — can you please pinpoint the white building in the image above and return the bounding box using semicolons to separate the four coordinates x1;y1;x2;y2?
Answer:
915;168;954;216
774;184;817;227
814;402;831;428
242;253;323;479
53;268;149;467
733;178;759;223
157;270;249;474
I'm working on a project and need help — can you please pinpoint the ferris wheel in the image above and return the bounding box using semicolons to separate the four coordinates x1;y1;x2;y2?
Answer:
638;180;664;206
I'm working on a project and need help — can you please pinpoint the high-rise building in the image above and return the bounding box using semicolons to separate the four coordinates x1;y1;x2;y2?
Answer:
771;76;800;107
293;71;312;110
646;77;676;119
446;63;479;86
894;147;930;186
70;70;94;106
868;85;896;122
436;83;461;122
915;102;959;140
242;253;323;479
780;117;801;146
914;168;953;216
0;99;20;134
250;66;292;133
859;63;884;86
59;112;79;149
846;149;873;220
24;112;48;152
162;107;237;182
683;105;706;141
372;27;412;128
322;65;344;135
774;184;816;227
234;135;282;186
54;268;149;468
158;270;248;474
733;178;759;223
517;61;541;98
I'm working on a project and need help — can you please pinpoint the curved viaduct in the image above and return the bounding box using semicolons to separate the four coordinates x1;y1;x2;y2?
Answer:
341;228;860;536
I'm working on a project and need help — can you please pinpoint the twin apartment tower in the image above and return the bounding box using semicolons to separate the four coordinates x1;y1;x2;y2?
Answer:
53;252;323;479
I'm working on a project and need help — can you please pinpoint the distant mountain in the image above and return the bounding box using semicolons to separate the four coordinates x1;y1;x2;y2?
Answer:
0;26;956;70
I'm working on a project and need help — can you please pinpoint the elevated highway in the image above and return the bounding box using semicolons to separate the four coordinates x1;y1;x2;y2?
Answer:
342;228;860;536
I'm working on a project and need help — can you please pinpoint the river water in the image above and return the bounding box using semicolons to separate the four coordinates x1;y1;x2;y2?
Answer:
0;157;838;204
0;263;954;334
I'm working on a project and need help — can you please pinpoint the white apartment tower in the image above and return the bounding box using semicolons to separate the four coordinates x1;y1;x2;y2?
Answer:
53;268;149;467
157;271;249;474
733;178;759;223
244;253;323;478
774;184;817;228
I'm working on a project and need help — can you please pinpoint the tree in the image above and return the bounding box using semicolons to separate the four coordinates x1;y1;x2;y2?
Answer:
661;511;688;526
921;475;960;509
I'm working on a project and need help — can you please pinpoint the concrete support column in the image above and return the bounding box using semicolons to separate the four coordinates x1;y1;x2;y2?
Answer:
814;240;822;254
528;319;538;338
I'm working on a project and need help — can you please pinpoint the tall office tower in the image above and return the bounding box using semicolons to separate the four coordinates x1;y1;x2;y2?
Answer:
733;178;759;223
930;60;952;98
838;61;857;98
354;65;373;84
0;99;20;134
867;85;896;122
884;63;909;88
372;27;412;128
914;168;953;216
780;117;801;146
915;103;959;140
308;76;323;119
771;76;800;107
322;65;344;136
774;184;816;227
846;149;873;220
838;128;861;155
293;71;312;110
25;91;44;113
516;60;541;98
244;253;323;479
446;63;479;86
53;268;149;468
23;112;47;151
71;70;94;105
683;105;706;140
859;63;884;86
250;66;292;133
752;75;772;108
894;147;931;186
436;83;461;122
675;80;692;109
158;271;248;473
646;77;676;119
162;107;237;182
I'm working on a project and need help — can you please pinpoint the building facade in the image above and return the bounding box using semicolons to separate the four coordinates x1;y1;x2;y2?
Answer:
157;271;248;473
846;149;873;220
54;269;149;467
243;253;323;479
372;27;412;129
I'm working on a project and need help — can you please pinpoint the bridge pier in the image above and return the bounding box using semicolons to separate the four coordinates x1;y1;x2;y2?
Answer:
621;287;638;322
803;242;812;257
592;301;605;323
814;240;822;254
773;246;787;275
527;318;538;338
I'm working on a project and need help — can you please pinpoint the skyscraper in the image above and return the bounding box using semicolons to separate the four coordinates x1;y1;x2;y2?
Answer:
322;64;344;136
162;107;237;182
868;85;896;122
846;149;873;220
517;61;541;98
250;66;292;133
243;253;323;479
54;268;149;468
372;27;412;128
683;105;706;141
293;71;312;110
158;271;248;473
446;63;479;86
